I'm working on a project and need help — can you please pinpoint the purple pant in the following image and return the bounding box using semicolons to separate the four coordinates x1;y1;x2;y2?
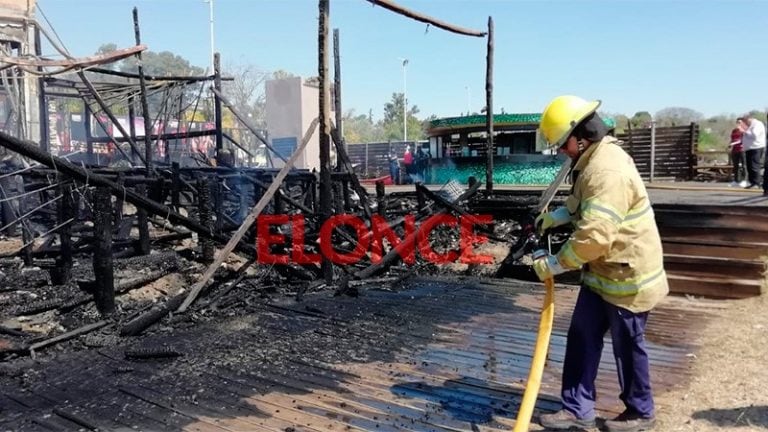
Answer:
561;287;655;419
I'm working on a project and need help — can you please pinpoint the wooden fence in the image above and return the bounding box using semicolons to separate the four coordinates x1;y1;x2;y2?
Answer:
346;141;419;178
616;123;698;181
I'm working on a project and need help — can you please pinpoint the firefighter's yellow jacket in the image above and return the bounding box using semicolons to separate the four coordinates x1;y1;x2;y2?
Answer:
556;136;669;313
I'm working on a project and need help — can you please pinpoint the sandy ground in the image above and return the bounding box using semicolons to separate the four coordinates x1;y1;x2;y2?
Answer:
655;294;768;431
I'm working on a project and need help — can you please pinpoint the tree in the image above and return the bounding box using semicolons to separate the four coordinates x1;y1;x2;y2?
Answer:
381;92;423;141
223;63;269;129
630;111;653;128
342;109;384;143
655;107;703;127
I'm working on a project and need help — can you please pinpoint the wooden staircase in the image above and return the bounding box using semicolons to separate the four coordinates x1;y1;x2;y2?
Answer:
655;204;768;299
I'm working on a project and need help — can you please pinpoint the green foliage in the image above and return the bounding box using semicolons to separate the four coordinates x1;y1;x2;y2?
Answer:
631;111;652;128
655;107;703;127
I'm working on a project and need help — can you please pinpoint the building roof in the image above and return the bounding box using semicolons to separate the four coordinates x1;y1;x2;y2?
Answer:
427;113;616;136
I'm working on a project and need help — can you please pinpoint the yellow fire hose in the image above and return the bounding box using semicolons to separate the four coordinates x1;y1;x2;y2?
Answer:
513;276;555;432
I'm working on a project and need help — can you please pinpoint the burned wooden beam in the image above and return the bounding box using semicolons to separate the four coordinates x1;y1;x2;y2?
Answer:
135;184;150;255
197;177;215;262
365;0;486;37
0;45;147;73
28;320;109;357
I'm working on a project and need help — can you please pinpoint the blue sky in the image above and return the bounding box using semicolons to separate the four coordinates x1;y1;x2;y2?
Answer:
37;0;765;121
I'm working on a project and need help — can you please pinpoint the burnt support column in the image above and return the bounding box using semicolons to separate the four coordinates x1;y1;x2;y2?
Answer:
214;53;224;156
17;179;33;266
133;7;154;176
114;172;125;225
92;187;115;315
197;178;214;262
128;96;138;163
84;103;94;165
0;177;17;236
484;16;494;193
135;183;150;255
214;179;224;231
318;0;334;283
171;162;181;211
375;180;386;217
52;183;74;285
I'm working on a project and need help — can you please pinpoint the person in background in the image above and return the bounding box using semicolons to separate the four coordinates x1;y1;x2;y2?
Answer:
533;95;667;432
741;113;766;189
402;145;414;184
729;118;747;188
388;150;400;185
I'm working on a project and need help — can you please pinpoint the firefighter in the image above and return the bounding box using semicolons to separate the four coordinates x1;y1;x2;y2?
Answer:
532;95;668;432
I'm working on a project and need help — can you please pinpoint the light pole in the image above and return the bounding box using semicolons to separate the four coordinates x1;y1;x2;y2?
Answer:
399;58;408;142
203;0;215;74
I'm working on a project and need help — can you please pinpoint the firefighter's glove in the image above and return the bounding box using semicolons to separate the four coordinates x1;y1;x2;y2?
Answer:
534;207;572;235
532;252;566;282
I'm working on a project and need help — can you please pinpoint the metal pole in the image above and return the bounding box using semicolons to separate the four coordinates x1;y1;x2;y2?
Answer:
204;0;215;73
650;119;656;183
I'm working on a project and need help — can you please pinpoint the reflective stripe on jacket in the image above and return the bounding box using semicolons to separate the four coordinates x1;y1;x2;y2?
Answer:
556;136;669;312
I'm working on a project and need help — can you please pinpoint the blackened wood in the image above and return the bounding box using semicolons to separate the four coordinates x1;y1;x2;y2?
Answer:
92;187;115;315
52;183;73;285
18;178;33;266
416;184;426;211
197;178;214;262
77;72;141;164
176;117;319;313
127;96;138;163
214;53;223;154
333;28;344;169
84;103;93;164
214;179;224;231
35;26;50;153
342;179;351;210
375;180;386;216
0;131;257;253
318;0;334;283
133;7;154;176
114;172;125;225
365;0;486;37
171;162;181;211
0;177;17;236
247;176;313;214
485;16;494;193
135;184;150;255
28;320;108;353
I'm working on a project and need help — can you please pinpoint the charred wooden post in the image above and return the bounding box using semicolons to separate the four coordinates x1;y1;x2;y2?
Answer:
0;177;17;236
135;184;150;255
342;179;352;211
333;181;344;214
18;179;33;266
133;7;154;176
114;172;125;225
52;183;74;285
416;183;426;211
197;178;215;262
318;0;334;283
333;28;344;169
35;27;50;153
273;178;284;215
84;103;94;165
468;175;478;189
171;162;181;211
214;179;224;231
238;174;249;222
375;180;386;216
214;53;224;156
485;16;494;193
92;187;115;315
128;96;138;163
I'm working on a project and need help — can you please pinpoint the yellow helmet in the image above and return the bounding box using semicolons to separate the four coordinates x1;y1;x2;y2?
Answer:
540;95;601;148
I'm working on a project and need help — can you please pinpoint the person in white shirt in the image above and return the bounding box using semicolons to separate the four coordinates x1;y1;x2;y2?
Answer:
740;114;766;188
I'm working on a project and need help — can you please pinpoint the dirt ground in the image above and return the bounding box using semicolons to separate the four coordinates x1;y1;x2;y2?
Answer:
654;293;768;431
